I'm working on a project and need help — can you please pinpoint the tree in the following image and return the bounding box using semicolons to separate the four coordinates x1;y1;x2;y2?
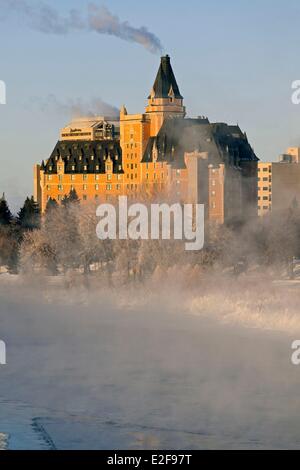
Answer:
18;196;40;230
0;193;12;225
45;197;58;213
62;188;80;207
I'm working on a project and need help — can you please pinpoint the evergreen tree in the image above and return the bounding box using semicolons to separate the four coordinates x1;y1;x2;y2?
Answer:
0;193;12;225
62;189;80;207
45;197;58;213
18;196;40;230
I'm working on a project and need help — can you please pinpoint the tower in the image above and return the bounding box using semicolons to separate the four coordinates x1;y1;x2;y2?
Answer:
145;55;186;136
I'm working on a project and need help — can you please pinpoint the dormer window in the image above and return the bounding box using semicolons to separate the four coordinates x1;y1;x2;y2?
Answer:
84;165;87;171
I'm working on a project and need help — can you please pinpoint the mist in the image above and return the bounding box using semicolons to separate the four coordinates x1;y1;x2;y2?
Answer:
0;270;300;449
1;1;163;54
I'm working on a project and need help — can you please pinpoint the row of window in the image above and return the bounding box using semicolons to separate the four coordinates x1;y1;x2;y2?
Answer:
54;163;116;172
126;143;138;149
53;184;123;192
258;167;272;172
47;174;122;182
144;173;165;180
258;177;272;182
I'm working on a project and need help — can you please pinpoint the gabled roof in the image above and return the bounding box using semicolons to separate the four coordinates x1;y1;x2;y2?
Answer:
149;55;183;99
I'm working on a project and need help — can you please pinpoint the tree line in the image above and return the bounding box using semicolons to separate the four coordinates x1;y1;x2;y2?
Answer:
1;188;300;280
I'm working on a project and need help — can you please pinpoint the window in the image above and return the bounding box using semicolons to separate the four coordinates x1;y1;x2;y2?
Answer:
212;180;216;186
83;195;87;201
48;175;52;181
95;184;99;190
84;165;87;171
83;184;87;190
83;175;87;180
58;166;62;172
212;191;216;196
95;175;99;181
71;175;76;181
95;195;99;200
107;174;112;181
96;165;99;171
106;184;112;191
212;202;216;209
58;185;63;191
116;184;120;190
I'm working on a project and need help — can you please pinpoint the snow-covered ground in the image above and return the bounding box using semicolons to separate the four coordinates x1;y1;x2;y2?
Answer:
1;276;300;449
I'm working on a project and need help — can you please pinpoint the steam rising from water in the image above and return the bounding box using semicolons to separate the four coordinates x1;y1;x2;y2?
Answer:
0;273;300;449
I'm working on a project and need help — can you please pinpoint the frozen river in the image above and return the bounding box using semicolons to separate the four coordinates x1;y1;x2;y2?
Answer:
1;280;300;449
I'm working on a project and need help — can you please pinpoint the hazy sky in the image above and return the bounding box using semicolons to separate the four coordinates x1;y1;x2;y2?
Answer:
1;0;300;210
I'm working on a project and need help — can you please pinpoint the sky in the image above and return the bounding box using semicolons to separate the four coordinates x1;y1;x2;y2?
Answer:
1;0;300;210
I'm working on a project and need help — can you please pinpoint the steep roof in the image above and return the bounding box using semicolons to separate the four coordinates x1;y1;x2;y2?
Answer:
142;118;259;169
42;140;123;175
149;55;183;99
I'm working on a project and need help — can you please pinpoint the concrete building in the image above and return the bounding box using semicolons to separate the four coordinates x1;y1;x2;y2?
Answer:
258;148;300;216
60;116;120;141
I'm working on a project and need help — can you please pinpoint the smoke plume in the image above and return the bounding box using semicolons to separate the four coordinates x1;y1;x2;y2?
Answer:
2;1;163;54
29;94;119;118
